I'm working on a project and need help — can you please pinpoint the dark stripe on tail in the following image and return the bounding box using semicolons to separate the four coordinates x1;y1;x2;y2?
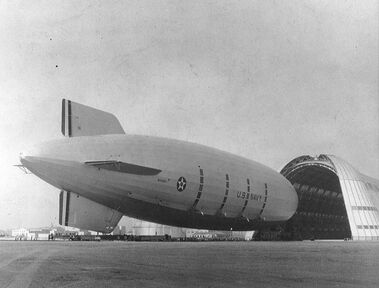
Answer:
59;191;63;225
68;100;72;137
61;99;66;136
65;191;70;226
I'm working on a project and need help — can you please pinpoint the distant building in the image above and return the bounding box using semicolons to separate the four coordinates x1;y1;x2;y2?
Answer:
230;231;254;240
185;229;209;238
11;228;29;239
112;225;127;235
131;221;254;240
28;228;52;240
132;221;186;238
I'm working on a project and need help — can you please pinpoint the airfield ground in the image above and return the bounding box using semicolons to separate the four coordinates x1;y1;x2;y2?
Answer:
0;241;378;288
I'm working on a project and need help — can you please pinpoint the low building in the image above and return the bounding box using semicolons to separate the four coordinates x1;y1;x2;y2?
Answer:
112;225;127;235
132;221;186;238
29;228;52;240
11;228;29;240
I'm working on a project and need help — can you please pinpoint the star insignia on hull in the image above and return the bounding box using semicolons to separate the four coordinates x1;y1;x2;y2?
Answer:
176;176;187;192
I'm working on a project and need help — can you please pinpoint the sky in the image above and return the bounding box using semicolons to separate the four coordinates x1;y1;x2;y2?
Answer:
0;0;377;229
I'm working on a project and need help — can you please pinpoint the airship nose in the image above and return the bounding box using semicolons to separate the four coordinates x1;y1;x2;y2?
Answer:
19;149;30;164
19;152;33;170
20;146;35;160
19;144;43;170
19;150;31;161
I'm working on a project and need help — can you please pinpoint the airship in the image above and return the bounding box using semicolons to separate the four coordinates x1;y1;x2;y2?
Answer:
19;99;298;233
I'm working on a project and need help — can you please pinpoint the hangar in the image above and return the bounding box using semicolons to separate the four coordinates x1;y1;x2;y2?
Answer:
280;155;379;240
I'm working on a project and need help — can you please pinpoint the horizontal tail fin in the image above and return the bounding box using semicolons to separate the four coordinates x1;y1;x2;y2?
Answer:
61;99;125;137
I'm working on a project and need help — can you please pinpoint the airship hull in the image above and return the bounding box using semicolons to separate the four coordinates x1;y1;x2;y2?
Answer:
21;134;298;231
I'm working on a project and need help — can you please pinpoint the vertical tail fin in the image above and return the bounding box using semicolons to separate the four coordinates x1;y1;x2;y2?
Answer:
61;99;125;137
59;190;123;233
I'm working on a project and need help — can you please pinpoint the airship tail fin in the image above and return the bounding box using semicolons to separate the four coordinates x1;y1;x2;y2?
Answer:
59;190;123;233
61;99;125;137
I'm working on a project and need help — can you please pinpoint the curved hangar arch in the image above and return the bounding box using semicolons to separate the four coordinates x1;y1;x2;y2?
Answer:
280;155;379;240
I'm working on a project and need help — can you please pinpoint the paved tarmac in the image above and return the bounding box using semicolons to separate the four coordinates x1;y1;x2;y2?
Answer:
0;240;378;287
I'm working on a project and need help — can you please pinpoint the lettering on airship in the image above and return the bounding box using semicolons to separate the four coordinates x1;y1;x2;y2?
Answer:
177;176;187;192
236;191;262;201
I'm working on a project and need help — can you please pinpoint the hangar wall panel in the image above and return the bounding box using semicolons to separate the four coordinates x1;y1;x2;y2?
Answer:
324;156;379;240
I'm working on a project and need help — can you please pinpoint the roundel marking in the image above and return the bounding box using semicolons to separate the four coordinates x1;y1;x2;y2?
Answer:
176;176;187;192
